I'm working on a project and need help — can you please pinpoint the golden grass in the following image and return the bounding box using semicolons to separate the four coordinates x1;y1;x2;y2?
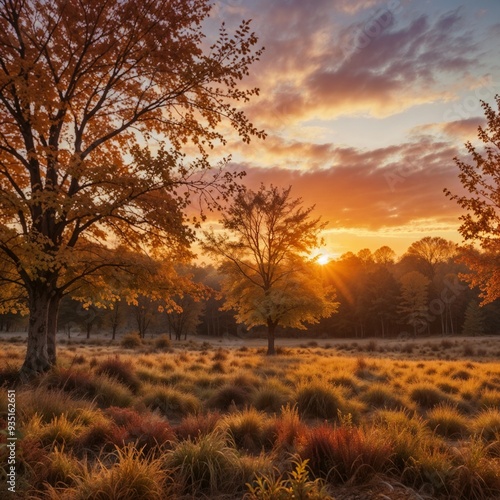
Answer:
2;335;500;498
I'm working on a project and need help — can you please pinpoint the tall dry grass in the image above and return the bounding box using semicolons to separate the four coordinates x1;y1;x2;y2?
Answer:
2;335;500;498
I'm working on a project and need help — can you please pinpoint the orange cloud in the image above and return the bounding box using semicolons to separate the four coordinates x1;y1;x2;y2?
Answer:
226;136;464;232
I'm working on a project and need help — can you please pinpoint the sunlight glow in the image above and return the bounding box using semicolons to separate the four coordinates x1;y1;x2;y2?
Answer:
317;254;330;265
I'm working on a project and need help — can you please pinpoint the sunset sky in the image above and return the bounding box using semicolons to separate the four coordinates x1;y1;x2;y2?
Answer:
206;0;500;258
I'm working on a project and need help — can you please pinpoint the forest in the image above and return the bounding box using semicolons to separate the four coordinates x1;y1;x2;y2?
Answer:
1;236;496;343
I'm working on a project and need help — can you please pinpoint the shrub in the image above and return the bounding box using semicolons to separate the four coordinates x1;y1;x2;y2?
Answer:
91;375;135;407
24;413;84;448
252;380;292;413
300;424;393;484
121;331;143;349
246;456;333;500
295;381;344;420
95;357;141;392
69;444;167;499
207;383;251;411
449;436;500;499
409;383;449;408
374;409;431;470
360;383;405;410
32;445;82;489
175;411;222;441
222;408;272;453
404;444;454;496
212;348;229;361
426;403;469;438
104;406;174;452
17;387;80;424
452;369;472;381
165;431;242;497
473;408;500;441
76;417;127;454
273;404;305;456
154;334;172;351
44;367;134;408
328;373;359;393
141;386;200;418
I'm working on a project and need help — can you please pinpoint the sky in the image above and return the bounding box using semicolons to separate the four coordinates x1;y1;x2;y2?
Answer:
200;0;500;259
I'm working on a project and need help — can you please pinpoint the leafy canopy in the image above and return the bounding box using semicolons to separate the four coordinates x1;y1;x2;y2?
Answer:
203;185;338;331
445;96;500;303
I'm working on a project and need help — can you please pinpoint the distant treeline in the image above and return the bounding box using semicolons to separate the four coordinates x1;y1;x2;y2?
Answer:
1;238;497;340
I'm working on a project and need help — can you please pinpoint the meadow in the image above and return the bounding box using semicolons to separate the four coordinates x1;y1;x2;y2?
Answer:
2;333;500;499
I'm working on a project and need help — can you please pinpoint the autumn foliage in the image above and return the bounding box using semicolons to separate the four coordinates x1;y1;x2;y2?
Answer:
445;95;500;304
0;0;263;377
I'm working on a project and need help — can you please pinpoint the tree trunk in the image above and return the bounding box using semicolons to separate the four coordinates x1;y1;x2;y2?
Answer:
266;319;276;355
47;293;61;366
20;286;52;380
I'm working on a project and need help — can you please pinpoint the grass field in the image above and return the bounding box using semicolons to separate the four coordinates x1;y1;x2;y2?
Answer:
2;334;500;499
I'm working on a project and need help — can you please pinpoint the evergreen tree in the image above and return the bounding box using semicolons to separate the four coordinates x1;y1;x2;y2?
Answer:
462;300;485;337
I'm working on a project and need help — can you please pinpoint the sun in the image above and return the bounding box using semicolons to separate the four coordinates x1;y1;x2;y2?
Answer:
317;254;330;265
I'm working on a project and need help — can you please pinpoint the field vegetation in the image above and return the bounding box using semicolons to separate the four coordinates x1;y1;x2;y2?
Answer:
2;335;500;499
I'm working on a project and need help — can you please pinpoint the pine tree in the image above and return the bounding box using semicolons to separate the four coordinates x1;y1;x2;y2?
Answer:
462;300;485;337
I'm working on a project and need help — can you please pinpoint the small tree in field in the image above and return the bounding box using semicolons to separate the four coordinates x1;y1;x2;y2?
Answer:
0;0;263;378
445;96;500;304
203;185;338;355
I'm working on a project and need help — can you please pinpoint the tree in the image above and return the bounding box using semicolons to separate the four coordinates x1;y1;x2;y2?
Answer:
203;185;338;355
405;237;456;279
445;96;500;304
166;294;204;340
462;300;485;337
366;266;400;338
398;271;430;337
164;264;207;340
373;246;396;266
0;0;264;378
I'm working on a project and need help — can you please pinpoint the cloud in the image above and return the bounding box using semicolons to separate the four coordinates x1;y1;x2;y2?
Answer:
440;118;485;140
245;7;481;127
227;136;464;232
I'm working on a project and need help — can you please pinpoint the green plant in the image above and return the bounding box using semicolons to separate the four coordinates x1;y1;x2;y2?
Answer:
245;456;333;499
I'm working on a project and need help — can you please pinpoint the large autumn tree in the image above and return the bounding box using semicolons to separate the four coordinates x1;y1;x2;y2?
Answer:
0;0;264;378
445;96;500;304
202;185;338;355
